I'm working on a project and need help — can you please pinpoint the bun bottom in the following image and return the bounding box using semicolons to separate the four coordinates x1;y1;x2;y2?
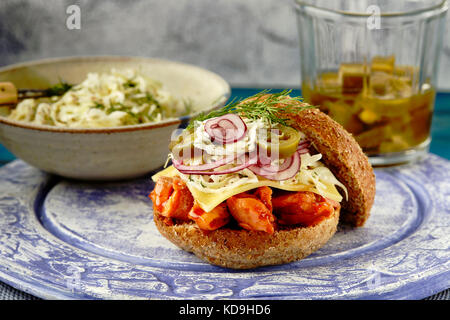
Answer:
153;207;340;269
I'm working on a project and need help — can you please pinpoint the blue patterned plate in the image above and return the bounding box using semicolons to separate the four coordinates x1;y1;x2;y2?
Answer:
0;155;449;299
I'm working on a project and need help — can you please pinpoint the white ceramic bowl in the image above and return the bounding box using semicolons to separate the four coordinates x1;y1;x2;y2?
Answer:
0;56;230;180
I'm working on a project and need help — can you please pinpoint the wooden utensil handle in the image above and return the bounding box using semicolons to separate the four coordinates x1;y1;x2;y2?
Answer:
0;82;18;105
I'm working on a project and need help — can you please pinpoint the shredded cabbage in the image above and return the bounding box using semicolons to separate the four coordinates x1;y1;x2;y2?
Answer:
178;152;348;201
181;167;259;194
282;153;349;200
8;69;187;128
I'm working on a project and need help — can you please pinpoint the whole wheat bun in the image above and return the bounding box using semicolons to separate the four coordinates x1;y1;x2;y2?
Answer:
154;206;339;269
152;96;375;269
283;106;376;227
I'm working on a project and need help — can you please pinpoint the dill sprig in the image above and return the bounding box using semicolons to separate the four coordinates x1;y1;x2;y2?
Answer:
123;79;137;88
187;90;315;128
45;81;73;96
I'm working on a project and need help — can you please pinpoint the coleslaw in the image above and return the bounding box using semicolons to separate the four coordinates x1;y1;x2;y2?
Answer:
8;69;187;128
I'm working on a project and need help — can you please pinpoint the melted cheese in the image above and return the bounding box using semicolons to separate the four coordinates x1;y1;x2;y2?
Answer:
152;165;343;213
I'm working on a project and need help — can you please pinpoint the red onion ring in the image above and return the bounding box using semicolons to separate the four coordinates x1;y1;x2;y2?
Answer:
249;152;301;181
297;149;310;155
297;140;310;155
253;154;295;173
297;140;310;148
176;152;258;175
257;147;272;166
204;114;247;144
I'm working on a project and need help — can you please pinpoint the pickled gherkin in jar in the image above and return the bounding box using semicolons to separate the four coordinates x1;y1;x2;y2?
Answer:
302;56;434;155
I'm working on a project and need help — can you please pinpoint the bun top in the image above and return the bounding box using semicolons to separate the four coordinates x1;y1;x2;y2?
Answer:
240;95;376;226
290;107;375;226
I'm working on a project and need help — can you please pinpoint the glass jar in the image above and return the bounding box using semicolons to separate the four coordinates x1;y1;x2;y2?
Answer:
294;0;448;165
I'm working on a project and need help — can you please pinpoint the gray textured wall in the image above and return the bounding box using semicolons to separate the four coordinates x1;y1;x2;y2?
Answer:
1;0;450;89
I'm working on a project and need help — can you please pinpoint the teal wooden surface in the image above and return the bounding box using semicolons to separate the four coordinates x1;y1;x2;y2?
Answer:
1;89;449;165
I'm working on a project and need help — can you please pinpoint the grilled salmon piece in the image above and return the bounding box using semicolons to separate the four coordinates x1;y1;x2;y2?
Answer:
272;191;338;226
149;176;193;222
254;186;273;212
226;187;275;234
149;176;173;213
189;202;230;231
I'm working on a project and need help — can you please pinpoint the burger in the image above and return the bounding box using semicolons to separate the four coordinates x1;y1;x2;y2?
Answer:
149;91;375;269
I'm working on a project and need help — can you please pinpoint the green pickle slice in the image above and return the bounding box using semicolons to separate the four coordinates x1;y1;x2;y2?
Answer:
263;125;302;158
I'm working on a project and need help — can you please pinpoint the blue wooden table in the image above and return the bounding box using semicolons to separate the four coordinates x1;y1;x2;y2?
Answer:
1;88;449;164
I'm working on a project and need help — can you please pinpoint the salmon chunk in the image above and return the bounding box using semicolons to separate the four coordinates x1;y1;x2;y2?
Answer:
226;187;275;234
189;202;230;231
272;191;337;226
149;176;194;222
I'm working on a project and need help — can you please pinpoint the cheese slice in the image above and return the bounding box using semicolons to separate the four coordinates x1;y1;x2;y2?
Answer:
152;165;343;213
